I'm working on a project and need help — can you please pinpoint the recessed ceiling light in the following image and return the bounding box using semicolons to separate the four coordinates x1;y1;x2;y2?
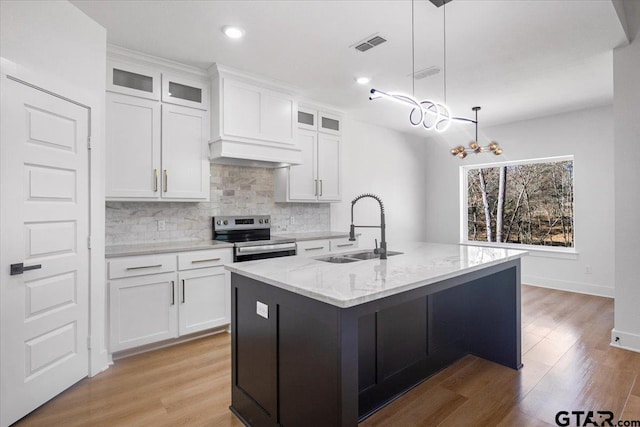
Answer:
356;77;371;85
222;26;245;39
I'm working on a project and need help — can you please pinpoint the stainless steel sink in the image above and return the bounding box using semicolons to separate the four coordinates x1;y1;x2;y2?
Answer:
317;256;360;264
316;250;403;263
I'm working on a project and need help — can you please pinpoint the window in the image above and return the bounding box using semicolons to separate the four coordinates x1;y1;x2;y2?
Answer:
462;156;574;249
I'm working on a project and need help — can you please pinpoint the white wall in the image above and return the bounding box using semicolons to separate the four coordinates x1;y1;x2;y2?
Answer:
331;118;427;249
613;31;640;351
0;0;108;374
423;105;615;297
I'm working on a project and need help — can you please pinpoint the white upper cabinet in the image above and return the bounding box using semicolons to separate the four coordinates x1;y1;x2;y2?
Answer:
317;133;341;201
162;104;209;200
107;60;161;100
106;93;161;199
105;52;210;202
288;130;318;201
275;105;342;203
161;73;209;110
209;65;301;167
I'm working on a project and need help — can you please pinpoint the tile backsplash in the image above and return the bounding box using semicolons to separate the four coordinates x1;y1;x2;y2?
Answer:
106;164;331;245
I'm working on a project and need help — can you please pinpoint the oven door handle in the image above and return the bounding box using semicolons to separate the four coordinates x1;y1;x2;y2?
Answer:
236;243;297;255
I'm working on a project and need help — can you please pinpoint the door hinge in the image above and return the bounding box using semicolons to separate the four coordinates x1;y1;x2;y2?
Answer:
87;236;92;249
87;336;91;350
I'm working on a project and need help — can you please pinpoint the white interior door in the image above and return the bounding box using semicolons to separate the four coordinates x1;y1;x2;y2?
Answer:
1;77;90;427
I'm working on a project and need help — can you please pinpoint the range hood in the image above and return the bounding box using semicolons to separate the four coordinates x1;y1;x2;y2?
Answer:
208;63;303;169
209;139;302;169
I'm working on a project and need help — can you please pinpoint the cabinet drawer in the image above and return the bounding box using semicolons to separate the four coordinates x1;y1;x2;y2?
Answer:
296;239;331;257
178;249;232;270
108;254;177;279
330;237;358;253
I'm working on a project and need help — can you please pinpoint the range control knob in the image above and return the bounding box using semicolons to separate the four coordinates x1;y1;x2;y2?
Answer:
258;219;263;224
216;220;221;225
223;220;228;225
265;218;269;223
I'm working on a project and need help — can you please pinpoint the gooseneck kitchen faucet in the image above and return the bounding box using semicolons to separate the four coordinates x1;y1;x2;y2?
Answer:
349;193;387;259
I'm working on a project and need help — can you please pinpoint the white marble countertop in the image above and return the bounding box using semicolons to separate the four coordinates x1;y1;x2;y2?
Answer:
226;242;527;308
106;240;234;258
273;231;351;241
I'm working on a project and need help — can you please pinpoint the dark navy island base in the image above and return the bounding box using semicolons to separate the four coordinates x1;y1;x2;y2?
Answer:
229;259;522;427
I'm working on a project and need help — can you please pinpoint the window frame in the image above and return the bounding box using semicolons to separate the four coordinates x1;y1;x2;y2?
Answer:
459;155;577;255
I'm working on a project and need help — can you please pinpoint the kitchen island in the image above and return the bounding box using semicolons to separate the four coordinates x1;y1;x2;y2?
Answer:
225;242;527;427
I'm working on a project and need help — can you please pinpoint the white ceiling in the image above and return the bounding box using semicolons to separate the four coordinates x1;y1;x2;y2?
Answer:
72;0;627;134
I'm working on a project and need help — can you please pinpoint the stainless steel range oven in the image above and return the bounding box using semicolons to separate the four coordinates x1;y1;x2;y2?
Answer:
213;215;296;262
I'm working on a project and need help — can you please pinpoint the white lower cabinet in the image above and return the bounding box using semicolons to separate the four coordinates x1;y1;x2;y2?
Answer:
109;272;178;352
178;267;229;335
107;248;231;353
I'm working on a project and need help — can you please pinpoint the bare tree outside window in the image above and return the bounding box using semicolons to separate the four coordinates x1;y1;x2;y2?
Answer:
465;158;574;247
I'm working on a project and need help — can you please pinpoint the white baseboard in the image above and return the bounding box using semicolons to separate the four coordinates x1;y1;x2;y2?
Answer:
522;275;614;298
610;329;640;353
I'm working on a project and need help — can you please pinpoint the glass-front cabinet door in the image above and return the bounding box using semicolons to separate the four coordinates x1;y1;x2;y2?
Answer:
297;105;317;131
161;73;209;110
319;112;341;135
107;60;161;100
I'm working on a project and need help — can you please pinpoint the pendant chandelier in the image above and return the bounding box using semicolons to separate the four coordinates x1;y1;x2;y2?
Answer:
368;0;503;159
450;107;502;159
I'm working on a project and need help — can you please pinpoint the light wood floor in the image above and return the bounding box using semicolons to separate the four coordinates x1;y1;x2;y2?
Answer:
14;286;640;427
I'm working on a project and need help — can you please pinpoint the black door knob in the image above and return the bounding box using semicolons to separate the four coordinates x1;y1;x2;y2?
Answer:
10;263;42;276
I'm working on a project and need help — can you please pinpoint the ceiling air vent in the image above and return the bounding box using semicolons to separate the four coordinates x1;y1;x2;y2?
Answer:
408;66;441;80
352;33;387;53
355;42;374;52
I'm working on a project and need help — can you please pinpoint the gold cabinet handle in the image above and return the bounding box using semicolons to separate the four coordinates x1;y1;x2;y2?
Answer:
164;169;168;193
126;264;162;270
314;179;318;196
154;169;158;192
320;179;323;196
191;258;221;264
